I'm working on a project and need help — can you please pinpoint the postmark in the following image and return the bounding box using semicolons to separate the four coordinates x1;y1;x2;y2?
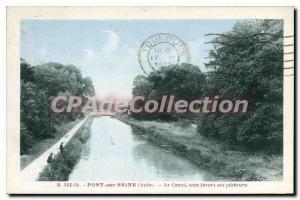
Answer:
138;33;191;74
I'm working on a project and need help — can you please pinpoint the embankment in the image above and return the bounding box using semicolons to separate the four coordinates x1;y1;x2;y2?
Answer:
118;115;282;181
38;117;94;181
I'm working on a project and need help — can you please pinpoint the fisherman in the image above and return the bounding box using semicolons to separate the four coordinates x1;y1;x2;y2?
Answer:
59;142;64;156
47;152;54;164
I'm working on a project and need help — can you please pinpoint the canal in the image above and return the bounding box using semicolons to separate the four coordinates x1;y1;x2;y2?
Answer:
69;116;215;181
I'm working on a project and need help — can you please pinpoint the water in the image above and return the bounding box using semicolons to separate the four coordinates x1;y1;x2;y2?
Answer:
69;117;215;181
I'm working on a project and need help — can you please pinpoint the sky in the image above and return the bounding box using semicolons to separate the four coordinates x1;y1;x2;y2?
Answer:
21;20;236;98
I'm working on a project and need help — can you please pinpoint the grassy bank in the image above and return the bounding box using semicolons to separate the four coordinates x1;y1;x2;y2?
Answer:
21;118;81;169
118;115;282;181
38;117;94;181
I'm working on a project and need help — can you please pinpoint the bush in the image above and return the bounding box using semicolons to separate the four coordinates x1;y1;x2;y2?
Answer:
177;118;192;128
20;123;34;154
38;118;93;181
38;139;82;181
197;106;282;152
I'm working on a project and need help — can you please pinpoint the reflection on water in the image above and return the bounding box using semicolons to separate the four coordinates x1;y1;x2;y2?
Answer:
69;117;215;181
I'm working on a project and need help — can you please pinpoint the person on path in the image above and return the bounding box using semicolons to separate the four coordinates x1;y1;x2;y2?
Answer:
59;142;64;156
47;153;54;164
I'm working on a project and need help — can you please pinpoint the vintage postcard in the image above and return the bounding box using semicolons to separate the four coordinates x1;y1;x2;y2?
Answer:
6;7;294;194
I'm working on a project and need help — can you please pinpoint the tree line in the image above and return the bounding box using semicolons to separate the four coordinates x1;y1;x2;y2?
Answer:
132;20;283;152
20;60;95;154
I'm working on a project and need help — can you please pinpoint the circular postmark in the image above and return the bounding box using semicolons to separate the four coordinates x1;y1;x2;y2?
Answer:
138;33;191;75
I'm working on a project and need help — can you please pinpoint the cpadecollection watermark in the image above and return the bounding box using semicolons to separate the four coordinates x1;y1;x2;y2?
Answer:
50;95;248;115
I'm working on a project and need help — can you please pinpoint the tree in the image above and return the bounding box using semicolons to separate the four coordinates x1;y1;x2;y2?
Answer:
132;63;207;118
21;82;52;139
198;20;283;152
20;61;95;154
133;75;154;98
147;64;207;101
20;122;34;154
20;58;34;82
82;77;95;96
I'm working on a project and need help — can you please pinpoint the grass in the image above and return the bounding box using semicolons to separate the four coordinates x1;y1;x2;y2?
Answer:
118;115;282;181
21;118;81;169
38;117;94;181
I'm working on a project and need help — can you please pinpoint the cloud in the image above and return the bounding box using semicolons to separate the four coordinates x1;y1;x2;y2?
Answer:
83;49;96;61
78;31;141;98
101;30;119;53
123;45;136;56
82;30;120;63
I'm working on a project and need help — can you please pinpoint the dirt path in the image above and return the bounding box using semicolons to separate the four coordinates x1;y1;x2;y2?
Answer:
20;116;89;181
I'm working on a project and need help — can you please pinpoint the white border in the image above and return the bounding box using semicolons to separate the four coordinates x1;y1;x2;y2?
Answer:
2;4;291;197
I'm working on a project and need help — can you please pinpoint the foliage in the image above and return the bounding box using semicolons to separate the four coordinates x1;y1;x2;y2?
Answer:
38;139;82;181
20;122;34;154
21;59;34;82
21;81;52;145
198;20;283;152
132;63;207;119
134;63;206;101
20;60;95;154
33;62;95;97
38;118;93;181
131;20;283;152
